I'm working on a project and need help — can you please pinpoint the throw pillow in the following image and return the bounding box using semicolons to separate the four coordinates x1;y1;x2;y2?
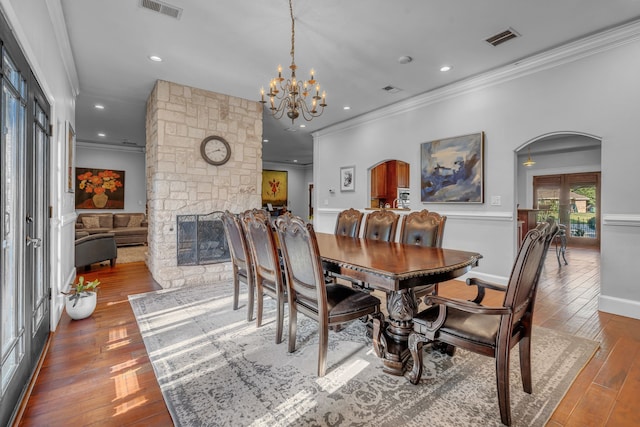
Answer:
113;215;129;228
81;216;100;229
127;215;143;228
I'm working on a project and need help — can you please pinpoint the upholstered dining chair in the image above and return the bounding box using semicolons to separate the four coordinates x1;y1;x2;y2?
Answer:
399;209;447;298
221;211;254;322
275;213;383;377
335;208;364;238
241;208;286;344
407;220;558;426
362;209;399;242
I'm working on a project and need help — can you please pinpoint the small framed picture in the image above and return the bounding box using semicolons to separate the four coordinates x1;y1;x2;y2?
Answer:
340;166;355;192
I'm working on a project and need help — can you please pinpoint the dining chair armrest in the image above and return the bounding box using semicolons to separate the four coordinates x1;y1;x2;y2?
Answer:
425;295;511;316
466;277;507;304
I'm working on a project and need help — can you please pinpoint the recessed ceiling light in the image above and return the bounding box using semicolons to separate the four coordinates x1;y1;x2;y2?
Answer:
343;106;351;110
440;65;452;72
149;55;163;62
299;124;306;128
94;104;105;110
263;139;269;143
98;133;106;137
293;159;298;163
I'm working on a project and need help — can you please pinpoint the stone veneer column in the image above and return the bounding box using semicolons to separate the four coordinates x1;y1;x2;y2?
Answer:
146;80;262;288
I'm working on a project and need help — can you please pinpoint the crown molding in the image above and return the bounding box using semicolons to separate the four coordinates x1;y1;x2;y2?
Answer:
77;141;145;153
45;0;80;96
314;19;640;139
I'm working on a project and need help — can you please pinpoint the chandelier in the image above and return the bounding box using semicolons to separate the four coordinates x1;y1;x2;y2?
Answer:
260;0;327;124
522;147;536;167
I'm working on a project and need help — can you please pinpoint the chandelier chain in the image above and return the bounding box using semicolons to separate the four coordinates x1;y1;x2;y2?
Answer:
289;0;295;64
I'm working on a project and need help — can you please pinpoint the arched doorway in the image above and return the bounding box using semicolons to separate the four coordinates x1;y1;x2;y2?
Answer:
515;132;602;250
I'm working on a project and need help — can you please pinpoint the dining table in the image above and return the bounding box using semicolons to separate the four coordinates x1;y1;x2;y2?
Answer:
315;232;483;375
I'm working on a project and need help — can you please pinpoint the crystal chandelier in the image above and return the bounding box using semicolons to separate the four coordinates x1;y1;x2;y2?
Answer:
260;0;327;124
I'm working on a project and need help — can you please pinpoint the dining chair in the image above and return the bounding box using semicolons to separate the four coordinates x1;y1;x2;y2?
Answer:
275;213;383;377
334;208;364;238
362;209;399;242
221;211;254;322
399;209;447;298
407;220;558;426
241;208;286;344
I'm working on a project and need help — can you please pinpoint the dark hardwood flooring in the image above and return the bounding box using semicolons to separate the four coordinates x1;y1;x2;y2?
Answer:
15;246;640;426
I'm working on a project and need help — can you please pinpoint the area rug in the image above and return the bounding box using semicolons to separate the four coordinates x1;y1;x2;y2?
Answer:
116;245;147;264
129;282;599;427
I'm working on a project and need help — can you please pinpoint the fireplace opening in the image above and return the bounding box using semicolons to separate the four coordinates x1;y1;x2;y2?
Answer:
176;211;230;265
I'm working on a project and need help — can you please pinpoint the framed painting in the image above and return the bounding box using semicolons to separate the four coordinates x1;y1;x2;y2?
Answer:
75;167;125;209
340;166;355;192
66;122;76;192
420;132;484;203
262;170;288;207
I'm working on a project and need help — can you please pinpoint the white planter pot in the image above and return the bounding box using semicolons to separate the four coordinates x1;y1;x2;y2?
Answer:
65;291;97;320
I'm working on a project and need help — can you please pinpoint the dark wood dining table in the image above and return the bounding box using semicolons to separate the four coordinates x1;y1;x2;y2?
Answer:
315;232;483;375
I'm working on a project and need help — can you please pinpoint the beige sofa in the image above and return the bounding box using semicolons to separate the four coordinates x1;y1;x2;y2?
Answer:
76;213;147;247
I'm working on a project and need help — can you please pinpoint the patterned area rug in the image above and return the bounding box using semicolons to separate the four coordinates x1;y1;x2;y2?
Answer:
116;245;147;264
129;282;599;427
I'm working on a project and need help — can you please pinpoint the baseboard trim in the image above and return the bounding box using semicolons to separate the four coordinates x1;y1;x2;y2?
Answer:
598;295;640;320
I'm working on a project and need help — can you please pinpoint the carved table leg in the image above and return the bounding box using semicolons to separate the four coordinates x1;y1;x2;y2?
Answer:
374;289;419;375
408;332;431;384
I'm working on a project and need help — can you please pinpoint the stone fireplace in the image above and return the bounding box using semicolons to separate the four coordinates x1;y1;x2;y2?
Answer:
146;80;262;288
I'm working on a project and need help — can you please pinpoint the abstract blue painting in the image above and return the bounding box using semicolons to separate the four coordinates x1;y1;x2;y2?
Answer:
420;132;484;203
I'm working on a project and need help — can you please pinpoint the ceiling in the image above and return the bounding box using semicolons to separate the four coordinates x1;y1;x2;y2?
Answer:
60;0;640;166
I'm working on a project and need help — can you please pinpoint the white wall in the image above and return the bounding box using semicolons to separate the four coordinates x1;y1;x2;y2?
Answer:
263;162;313;219
1;0;79;329
313;23;640;319
75;142;147;213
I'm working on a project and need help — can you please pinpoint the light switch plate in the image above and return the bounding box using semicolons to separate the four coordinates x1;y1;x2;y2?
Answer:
491;196;501;206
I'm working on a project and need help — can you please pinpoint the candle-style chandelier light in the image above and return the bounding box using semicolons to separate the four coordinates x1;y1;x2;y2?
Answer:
260;0;327;124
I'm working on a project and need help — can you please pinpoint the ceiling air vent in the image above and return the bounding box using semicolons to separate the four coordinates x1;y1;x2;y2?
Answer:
139;0;183;19
382;85;401;94
485;28;520;47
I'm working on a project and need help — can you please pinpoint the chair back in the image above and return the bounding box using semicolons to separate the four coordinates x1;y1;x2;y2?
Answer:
221;210;250;270
275;213;327;317
335;208;364;237
399;209;446;247
242;209;281;288
501;222;554;332
362;210;399;242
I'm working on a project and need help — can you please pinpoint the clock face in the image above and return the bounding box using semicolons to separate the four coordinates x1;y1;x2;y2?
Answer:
200;136;231;165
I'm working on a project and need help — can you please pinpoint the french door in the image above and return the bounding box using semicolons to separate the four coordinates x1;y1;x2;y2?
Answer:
1;12;51;425
533;172;600;247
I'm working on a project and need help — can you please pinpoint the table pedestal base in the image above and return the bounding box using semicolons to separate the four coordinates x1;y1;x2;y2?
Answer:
373;289;419;376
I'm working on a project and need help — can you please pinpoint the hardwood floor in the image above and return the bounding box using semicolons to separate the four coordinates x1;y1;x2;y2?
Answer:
16;247;640;426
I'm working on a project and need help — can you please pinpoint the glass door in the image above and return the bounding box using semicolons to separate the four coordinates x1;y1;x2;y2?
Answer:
1;16;51;425
533;172;600;247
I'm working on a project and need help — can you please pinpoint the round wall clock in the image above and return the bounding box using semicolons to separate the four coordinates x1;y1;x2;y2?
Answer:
200;135;231;166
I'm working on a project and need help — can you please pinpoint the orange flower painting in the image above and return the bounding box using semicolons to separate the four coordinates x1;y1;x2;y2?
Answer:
75;167;126;209
261;170;288;207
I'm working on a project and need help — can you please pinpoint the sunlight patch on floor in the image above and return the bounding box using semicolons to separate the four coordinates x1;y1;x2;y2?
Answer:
317;358;370;394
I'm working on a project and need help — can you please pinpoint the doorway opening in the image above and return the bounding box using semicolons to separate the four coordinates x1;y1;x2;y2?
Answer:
516;132;602;257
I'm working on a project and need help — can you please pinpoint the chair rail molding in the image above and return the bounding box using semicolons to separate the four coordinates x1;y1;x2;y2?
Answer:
602;214;640;227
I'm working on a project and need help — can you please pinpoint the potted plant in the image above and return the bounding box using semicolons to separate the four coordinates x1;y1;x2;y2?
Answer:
63;276;101;320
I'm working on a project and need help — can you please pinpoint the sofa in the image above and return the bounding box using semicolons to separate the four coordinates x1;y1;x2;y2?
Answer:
75;232;118;270
76;213;148;247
